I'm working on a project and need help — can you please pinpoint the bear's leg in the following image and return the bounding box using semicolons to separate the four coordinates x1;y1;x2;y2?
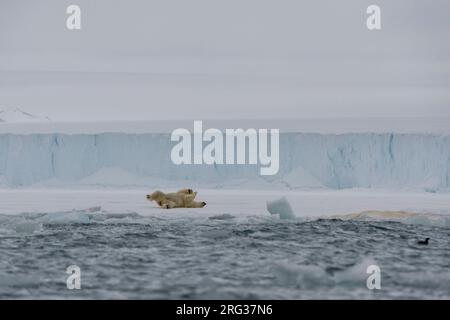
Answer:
161;200;177;209
188;201;206;208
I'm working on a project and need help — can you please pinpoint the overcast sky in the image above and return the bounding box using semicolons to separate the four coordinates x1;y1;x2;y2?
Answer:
0;0;449;121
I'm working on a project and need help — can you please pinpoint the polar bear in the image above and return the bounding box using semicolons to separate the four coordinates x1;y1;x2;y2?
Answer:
146;188;206;209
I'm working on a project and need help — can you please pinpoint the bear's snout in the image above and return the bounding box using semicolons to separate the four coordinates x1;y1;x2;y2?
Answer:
146;194;151;199
201;202;206;207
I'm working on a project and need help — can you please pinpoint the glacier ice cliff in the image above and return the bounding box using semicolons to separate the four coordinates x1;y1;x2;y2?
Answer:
0;132;448;190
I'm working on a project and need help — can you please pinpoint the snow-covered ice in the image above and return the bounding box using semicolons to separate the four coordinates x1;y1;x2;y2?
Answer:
1;188;449;219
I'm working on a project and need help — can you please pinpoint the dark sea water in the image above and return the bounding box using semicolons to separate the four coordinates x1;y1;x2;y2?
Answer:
0;213;449;299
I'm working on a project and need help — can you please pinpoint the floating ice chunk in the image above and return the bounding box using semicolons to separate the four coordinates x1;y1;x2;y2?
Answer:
13;221;43;234
266;197;295;219
39;211;90;224
33;207;99;224
0;216;43;235
89;212;140;222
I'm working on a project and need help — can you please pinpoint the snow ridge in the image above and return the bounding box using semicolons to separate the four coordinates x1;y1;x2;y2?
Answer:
0;108;51;123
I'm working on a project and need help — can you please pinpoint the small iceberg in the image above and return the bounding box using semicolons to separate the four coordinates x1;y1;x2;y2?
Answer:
266;197;296;220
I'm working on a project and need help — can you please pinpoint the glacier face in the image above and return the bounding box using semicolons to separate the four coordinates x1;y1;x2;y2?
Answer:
0;132;448;190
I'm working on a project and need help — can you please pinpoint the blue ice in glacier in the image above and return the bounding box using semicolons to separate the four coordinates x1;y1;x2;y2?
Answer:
0;132;448;190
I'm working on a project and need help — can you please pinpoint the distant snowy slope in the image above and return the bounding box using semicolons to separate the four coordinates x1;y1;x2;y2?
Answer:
0;108;51;123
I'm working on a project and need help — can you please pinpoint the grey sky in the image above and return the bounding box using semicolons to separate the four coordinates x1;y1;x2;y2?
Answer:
0;0;449;121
